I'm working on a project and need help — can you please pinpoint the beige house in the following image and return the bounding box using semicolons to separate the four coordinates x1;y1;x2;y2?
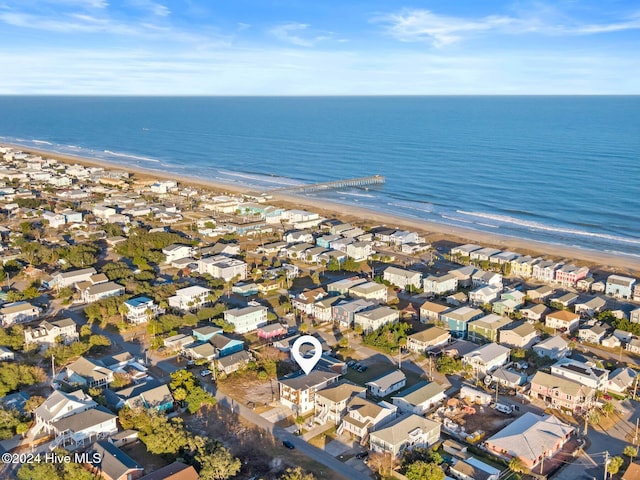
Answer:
0;301;40;327
407;326;450;353
369;414;441;456
498;321;539;349
24;318;78;348
278;369;341;416
530;371;594;413
419;301;450;323
339;396;397;443
545;310;580;333
314;383;366;425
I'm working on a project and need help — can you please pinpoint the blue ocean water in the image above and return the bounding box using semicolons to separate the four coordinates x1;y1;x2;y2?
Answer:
0;96;639;257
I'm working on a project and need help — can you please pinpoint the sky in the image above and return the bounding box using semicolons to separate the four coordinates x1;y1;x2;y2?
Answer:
0;0;639;94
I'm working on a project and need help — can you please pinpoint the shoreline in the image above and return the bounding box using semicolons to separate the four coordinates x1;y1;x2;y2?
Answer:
5;142;640;275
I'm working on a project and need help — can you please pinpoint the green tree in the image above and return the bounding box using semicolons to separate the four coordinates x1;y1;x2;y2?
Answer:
509;456;528;474
405;461;445;480
607;456;624;477
280;466;316;480
24;395;46;414
602;402;615;417
436;356;464;375
197;445;242;480
624;445;638;463
17;448;93;480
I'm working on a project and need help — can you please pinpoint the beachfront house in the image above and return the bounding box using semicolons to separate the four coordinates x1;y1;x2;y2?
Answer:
469;247;501;262
606;275;636;299
554;264;589;287
532;261;563;283
383;266;422;290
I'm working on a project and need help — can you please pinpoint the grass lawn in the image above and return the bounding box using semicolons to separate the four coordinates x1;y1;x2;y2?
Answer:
308;426;338;449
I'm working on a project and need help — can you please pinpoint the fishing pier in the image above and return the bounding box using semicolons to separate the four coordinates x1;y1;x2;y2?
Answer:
273;175;385;194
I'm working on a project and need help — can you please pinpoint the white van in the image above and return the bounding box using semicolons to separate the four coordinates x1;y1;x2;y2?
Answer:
493;403;513;414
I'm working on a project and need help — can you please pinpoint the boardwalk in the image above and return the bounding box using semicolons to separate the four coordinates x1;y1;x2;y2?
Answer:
273;175;384;194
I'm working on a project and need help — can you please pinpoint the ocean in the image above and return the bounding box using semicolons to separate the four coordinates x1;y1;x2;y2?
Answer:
0;96;639;257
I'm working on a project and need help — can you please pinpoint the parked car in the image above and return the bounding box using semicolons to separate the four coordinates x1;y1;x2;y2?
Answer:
355;451;368;460
358;365;368;373
282;440;295;449
200;369;212;377
347;360;356;367
187;360;196;368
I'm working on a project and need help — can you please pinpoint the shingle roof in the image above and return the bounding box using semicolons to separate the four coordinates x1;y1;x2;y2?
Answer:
486;412;574;463
51;406;116;433
89;441;142;480
391;381;445;405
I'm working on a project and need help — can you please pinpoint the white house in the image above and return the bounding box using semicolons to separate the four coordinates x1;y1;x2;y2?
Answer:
533;336;570;360
353;306;399;334
278;369;341;416
24;318;78;348
49;406;118;449
223;305;268;334
124;296;160;324
423;273;458;296
348;281;388;303
81;282;125;303
605;275;636;299
550;358;609;390
462;343;511;376
545;310;580;333
33;390;97;436
47;267;97;289
168;286;211;311
0;301;40;327
198;255;247;282
391;381;446;415
162;244;194;263
366;370;407;397
383;266;422;290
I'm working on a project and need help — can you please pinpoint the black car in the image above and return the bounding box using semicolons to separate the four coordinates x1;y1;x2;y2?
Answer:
358;365;368;373
355;451;368;460
282;440;295;449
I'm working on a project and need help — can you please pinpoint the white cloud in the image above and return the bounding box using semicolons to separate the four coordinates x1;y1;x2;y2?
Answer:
268;22;331;47
130;0;170;17
377;8;640;46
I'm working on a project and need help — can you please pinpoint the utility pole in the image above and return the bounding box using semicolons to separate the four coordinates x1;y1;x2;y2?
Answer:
495;381;499;404
604;450;609;480
51;355;55;379
635;418;639;445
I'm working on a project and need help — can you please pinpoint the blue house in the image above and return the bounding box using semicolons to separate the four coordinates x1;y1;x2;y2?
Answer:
211;334;244;358
316;234;341;249
440;306;484;338
192;325;223;342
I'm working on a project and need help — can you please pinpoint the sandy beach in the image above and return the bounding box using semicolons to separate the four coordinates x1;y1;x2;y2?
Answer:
6;143;640;275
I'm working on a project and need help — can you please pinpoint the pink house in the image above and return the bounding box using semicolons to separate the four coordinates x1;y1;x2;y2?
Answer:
257;323;287;340
554;264;589;287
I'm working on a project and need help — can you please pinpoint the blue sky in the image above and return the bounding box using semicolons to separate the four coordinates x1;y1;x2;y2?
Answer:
0;0;638;94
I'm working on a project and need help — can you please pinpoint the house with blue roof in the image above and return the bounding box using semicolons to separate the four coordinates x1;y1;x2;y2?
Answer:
124;296;161;325
192;325;223;342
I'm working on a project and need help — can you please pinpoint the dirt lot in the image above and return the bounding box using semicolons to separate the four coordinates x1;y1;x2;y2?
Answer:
443;401;515;438
184;405;348;480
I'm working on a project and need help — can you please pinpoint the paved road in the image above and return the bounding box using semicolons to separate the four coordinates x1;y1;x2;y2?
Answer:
208;387;372;480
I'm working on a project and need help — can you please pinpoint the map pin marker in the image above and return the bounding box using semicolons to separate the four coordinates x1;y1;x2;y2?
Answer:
291;335;323;375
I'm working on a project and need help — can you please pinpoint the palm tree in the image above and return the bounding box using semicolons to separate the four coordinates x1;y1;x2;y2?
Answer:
624;445;638;464
509;456;527;475
584;409;600;435
602;402;615;417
